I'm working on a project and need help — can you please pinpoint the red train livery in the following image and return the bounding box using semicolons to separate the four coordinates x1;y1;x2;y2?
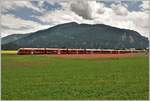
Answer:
17;48;145;55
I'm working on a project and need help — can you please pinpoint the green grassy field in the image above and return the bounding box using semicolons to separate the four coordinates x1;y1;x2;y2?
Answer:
1;54;149;100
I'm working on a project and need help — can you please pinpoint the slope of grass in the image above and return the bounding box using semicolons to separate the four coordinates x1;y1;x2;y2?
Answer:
1;55;149;100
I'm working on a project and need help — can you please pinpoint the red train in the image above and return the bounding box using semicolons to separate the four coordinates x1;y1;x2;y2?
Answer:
17;48;145;55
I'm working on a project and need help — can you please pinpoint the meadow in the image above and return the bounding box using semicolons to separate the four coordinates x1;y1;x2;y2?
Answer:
1;53;149;100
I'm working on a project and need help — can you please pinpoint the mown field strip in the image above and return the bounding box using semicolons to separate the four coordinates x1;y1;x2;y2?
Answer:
1;50;17;54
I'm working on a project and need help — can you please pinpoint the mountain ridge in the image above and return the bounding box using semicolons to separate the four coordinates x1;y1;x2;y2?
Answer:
2;22;149;50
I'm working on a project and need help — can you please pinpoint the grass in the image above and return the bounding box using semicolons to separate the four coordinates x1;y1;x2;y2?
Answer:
1;50;17;54
1;54;149;100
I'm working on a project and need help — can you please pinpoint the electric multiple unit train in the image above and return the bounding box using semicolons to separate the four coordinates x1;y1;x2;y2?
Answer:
17;48;145;55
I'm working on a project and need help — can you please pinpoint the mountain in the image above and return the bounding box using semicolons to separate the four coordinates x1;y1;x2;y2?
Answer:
2;22;149;50
2;34;29;45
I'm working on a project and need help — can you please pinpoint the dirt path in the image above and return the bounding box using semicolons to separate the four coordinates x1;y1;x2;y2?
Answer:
44;53;145;59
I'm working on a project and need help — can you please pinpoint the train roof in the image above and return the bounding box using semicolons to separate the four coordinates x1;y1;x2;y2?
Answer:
18;48;116;50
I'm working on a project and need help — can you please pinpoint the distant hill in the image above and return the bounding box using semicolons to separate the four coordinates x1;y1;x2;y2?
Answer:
2;34;28;45
2;22;149;50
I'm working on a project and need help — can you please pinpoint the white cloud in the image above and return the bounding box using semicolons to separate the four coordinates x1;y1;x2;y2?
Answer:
1;1;42;13
36;10;83;26
69;1;105;19
1;0;149;38
70;0;92;19
140;1;149;11
1;14;50;37
111;3;128;16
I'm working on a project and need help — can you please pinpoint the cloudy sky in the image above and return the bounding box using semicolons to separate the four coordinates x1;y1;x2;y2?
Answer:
1;0;150;37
